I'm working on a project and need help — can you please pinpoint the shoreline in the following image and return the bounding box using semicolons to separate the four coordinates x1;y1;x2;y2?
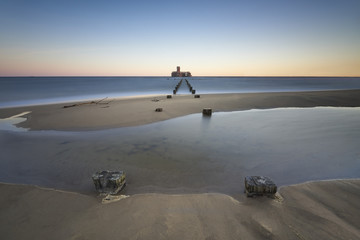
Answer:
2;89;360;238
1;89;360;131
1;179;359;239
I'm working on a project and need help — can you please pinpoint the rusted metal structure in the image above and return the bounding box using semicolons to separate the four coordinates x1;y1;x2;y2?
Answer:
92;170;126;195
202;108;212;116
244;176;277;197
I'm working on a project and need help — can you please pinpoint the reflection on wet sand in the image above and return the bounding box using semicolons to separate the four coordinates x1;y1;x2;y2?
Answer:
0;107;359;196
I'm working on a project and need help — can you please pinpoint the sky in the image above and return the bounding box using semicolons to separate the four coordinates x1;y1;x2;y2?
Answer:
0;0;359;76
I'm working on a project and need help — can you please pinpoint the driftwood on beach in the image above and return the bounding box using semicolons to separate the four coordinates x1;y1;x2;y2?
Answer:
63;97;110;108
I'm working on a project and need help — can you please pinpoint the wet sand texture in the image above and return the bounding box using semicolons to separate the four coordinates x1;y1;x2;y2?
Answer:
0;180;359;240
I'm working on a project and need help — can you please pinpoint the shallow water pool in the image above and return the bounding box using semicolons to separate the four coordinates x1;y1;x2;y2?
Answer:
0;107;359;195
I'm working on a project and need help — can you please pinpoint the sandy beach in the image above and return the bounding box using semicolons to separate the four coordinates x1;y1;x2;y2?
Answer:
1;89;360;131
1;89;360;239
1;180;359;239
2;0;360;237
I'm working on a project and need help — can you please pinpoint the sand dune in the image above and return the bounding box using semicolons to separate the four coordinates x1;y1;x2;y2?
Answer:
1;180;359;240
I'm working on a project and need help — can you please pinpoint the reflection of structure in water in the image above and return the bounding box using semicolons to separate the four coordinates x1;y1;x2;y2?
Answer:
244;176;277;197
92;170;126;195
171;66;192;77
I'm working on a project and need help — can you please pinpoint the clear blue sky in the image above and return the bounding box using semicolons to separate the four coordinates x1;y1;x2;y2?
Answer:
0;0;359;76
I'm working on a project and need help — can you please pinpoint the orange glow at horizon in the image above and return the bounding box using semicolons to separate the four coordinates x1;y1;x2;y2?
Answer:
1;1;360;77
1;52;359;77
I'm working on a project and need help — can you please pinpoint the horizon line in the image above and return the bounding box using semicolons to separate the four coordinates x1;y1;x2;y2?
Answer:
1;75;359;78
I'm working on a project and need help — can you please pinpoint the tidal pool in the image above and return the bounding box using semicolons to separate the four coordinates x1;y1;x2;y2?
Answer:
0;107;359;195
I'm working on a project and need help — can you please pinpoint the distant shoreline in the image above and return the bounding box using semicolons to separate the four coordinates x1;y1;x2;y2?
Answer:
1;89;360;131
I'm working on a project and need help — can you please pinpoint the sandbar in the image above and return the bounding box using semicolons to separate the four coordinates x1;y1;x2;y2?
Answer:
1;89;360;131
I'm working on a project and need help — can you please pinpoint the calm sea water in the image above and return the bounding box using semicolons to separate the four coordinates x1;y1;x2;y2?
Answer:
1;107;359;195
1;76;360;194
1;76;360;107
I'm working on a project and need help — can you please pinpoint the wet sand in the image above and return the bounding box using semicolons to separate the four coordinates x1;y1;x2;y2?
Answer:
1;180;359;239
1;89;360;131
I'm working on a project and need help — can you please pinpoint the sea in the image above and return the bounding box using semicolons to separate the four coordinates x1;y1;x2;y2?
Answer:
1;76;360;108
1;76;360;195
